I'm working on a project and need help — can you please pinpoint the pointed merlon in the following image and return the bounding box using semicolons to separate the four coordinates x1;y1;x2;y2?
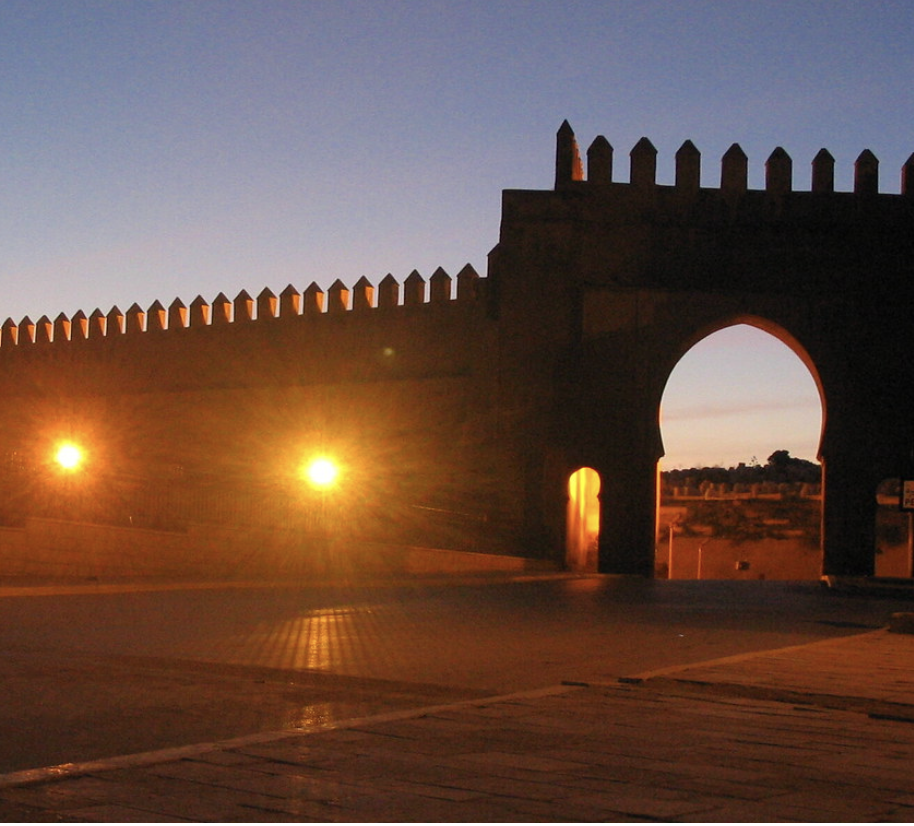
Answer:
53;312;71;343
257;287;277;320
279;284;301;318
721;144;748;193
126;303;145;334
811;148;835;193
404;270;425;307
107;306;125;335
36;315;53;344
147;301;167;332
353;276;374;311
630;138;657;188
378;273;399;309
211;293;232;325
233;290;254;323
328;279;350;314
71;310;88;340
855;149;878;195
766;147;792;194
1;318;17;347
168;299;188;330
675;140;701;192
53;313;71;343
587;136;613;184
903;152;914;197
456;263;479;302
429;267;452;303
18;316;35;344
555;121;584;188
189;296;209;327
303;282;325;316
89;308;107;338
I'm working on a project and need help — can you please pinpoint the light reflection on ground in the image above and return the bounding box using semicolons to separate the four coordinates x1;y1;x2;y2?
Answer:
281;700;338;730
262;611;353;671
235;602;410;676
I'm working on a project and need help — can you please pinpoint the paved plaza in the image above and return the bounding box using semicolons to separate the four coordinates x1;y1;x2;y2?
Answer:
0;612;912;822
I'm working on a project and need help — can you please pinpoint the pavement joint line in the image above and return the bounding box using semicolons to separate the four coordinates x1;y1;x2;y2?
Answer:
0;684;580;791
617;627;888;682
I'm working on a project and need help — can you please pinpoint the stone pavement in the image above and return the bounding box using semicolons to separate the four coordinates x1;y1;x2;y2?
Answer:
1;622;913;821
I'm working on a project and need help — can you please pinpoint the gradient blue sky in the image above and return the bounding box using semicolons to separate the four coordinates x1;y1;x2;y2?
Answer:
1;1;909;468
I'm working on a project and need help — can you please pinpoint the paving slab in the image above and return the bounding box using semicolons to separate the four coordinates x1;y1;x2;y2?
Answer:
1;631;914;821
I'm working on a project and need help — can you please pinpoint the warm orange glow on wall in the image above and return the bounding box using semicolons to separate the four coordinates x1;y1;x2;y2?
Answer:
303;457;340;490
55;442;84;472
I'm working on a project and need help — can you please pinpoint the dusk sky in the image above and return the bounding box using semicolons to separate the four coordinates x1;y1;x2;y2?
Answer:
1;1;909;468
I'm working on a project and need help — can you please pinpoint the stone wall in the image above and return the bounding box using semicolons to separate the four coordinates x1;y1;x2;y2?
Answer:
0;267;536;578
2;121;913;579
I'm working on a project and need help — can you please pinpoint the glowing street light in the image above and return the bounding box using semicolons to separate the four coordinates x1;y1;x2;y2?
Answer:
303;456;340;490
54;442;84;472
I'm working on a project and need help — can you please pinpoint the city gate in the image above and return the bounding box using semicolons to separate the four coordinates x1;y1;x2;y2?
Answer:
1;121;912;579
489;122;914;576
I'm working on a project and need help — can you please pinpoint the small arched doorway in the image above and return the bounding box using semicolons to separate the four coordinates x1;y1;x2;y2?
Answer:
567;467;600;572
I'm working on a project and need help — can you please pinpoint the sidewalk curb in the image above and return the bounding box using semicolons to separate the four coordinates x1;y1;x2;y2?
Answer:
0;572;580;599
0;684;579;791
617;628;887;683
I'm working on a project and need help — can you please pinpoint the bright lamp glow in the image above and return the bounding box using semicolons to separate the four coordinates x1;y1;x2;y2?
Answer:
55;442;84;471
303;457;340;490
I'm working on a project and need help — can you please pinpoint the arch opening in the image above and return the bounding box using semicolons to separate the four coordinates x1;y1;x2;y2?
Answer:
566;467;600;572
658;322;824;580
875;478;914;577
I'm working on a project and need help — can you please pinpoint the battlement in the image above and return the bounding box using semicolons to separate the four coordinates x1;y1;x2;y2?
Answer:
555;120;914;196
0;264;483;350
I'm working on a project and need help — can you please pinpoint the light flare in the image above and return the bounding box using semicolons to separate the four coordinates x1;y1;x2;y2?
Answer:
303;457;340;490
55;442;84;471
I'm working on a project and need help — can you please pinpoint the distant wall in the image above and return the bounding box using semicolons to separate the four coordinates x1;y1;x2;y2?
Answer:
659;536;821;581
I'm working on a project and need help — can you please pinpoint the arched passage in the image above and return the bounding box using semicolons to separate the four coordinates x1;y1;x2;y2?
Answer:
875;478;914;577
566;467;600;572
658;322;825;580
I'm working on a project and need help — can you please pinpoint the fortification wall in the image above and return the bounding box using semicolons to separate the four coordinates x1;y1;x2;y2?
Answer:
502;121;914;298
0;266;528;578
4;121;913;580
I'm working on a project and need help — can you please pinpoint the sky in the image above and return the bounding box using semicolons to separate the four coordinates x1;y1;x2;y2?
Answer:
1;1;909;468
659;324;822;470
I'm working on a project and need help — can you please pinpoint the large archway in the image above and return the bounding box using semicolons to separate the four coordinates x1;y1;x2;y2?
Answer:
658;322;824;580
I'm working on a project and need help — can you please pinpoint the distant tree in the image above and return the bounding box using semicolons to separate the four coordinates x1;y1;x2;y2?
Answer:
765;450;820;484
767;449;792;468
661;450;820;488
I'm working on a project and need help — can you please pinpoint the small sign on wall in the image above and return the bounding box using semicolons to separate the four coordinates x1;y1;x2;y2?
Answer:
901;479;914;511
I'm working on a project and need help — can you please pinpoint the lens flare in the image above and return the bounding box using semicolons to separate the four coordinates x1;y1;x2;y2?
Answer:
304;457;339;489
55;442;84;471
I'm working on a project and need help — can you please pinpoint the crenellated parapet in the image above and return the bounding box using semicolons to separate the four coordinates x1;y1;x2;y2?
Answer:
555;119;914;196
0;264;483;351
